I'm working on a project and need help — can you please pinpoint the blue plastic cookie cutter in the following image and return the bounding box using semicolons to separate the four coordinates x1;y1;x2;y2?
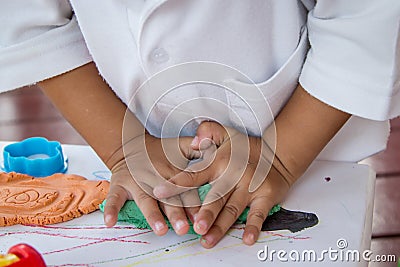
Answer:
2;137;68;177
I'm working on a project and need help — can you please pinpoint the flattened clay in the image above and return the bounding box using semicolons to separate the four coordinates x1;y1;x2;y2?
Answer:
261;208;319;232
0;172;109;226
99;184;281;235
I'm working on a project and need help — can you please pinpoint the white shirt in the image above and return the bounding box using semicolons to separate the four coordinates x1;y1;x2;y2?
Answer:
0;0;399;161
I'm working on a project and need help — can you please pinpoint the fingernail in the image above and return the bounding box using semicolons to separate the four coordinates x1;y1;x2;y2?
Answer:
175;220;186;231
104;214;113;226
246;233;255;244
201;235;213;246
195;220;208;232
191;136;199;147
154;221;165;232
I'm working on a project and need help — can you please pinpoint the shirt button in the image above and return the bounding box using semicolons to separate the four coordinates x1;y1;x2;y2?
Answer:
150;47;170;63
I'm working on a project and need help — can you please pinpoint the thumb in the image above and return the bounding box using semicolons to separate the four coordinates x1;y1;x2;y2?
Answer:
191;121;227;150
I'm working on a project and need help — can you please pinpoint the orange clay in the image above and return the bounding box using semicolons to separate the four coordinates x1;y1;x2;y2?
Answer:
0;172;109;226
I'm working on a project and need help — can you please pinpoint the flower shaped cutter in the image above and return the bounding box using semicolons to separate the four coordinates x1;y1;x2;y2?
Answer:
2;137;68;177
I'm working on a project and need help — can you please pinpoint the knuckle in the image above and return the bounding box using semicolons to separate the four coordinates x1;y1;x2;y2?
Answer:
136;190;154;202
146;211;162;224
224;203;241;219
165;209;183;222
107;185;128;199
107;192;121;201
173;171;197;187
166;196;183;207
248;208;267;223
206;191;227;208
212;224;225;237
259;184;274;196
201;209;217;222
183;171;197;184
214;197;226;211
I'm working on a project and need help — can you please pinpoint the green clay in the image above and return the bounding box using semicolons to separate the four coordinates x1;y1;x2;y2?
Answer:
99;183;280;235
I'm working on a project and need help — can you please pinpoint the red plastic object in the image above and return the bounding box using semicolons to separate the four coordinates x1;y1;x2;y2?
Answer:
7;244;46;267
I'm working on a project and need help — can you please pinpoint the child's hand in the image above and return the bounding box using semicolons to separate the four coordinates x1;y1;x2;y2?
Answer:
104;132;208;236
153;121;292;248
38;63;214;237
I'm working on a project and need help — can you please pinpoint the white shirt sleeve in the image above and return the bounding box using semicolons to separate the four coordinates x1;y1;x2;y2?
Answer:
0;0;92;92
299;0;400;121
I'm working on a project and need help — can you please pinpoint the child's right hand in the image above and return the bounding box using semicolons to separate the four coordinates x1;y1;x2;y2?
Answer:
103;132;211;236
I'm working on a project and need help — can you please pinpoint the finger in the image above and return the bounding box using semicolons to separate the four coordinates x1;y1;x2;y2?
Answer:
180;189;201;223
152;171;203;199
132;183;169;236
196;162;252;237
159;197;190;236
155;125;248;200
196;162;253;239
242;196;275;245
104;184;129;227
128;159;169;191
153;145;219;199
161;135;216;172
180;188;201;208
190;136;214;152
202;175;239;206
156;135;248;206
200;152;246;206
185;206;200;224
191;121;227;150
186;142;217;172
198;126;250;205
162;136;202;171
193;189;233;236
199;189;248;248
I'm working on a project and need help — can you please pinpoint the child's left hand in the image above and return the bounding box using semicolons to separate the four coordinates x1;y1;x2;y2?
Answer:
153;121;293;248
